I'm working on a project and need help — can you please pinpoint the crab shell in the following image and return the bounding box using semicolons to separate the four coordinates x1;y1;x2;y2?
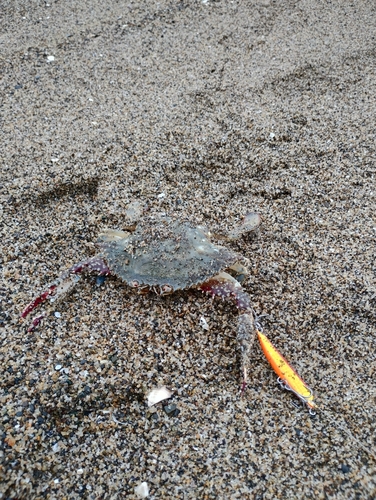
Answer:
97;219;249;294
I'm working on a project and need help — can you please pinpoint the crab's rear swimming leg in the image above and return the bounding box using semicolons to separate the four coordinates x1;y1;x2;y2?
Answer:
21;256;111;331
198;272;256;392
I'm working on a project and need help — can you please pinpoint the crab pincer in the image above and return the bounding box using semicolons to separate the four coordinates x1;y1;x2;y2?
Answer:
21;285;57;319
22;257;111;330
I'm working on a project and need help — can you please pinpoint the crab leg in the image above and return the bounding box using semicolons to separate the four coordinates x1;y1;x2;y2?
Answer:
21;256;111;330
21;285;57;318
199;272;255;391
198;271;251;310
237;313;256;393
65;256;111;277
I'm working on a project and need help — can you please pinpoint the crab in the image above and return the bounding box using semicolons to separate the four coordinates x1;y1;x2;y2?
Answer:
21;209;261;390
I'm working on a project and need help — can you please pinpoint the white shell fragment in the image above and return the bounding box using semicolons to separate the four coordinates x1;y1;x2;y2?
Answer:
147;386;173;407
47;55;55;62
199;316;209;330
135;482;149;498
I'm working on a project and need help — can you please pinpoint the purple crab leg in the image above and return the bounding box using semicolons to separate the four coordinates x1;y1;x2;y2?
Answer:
65;256;111;277
198;272;251;311
27;313;46;332
199;272;255;393
21;285;57;318
21;256;111;329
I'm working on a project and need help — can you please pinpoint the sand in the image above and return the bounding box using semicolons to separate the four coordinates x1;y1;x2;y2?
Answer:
1;0;376;498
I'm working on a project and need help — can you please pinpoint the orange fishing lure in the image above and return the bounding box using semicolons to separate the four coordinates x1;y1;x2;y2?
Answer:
257;330;316;412
256;330;376;459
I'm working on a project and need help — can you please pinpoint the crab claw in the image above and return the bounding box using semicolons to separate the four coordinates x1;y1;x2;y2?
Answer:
21;286;57;318
27;313;46;332
21;256;110;330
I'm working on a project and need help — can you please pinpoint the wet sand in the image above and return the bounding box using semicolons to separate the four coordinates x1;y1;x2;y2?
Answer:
1;1;376;498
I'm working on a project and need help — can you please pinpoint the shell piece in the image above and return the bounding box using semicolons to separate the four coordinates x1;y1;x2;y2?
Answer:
147;386;174;407
98;218;243;291
134;482;149;498
98;229;132;242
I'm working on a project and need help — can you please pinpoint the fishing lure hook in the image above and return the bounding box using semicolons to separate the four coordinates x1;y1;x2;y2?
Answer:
277;377;316;414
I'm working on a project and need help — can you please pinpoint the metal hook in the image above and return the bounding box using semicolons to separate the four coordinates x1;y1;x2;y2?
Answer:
277;377;315;412
277;377;289;391
251;309;270;333
291;400;302;409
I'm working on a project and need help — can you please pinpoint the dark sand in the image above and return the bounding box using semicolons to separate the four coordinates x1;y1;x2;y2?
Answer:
1;1;376;498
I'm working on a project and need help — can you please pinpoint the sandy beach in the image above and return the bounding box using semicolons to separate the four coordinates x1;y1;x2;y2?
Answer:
1;0;376;498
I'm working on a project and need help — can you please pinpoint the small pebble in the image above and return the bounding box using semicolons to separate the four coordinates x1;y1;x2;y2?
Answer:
341;464;351;473
47;55;55;61
54;311;61;318
96;275;107;286
54;364;62;371
199;316;209;330
163;403;177;415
